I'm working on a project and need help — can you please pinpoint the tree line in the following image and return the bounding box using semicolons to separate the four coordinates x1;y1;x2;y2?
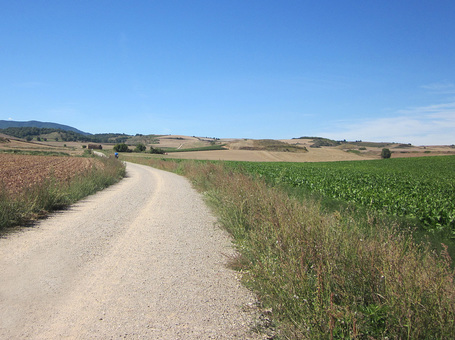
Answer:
0;127;129;143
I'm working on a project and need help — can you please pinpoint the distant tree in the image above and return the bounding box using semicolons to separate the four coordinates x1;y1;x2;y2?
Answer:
113;143;130;152
381;148;392;159
134;143;146;152
26;136;33;142
36;137;41;141
150;146;165;154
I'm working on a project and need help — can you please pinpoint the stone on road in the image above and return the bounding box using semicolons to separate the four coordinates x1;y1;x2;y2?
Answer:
0;162;260;339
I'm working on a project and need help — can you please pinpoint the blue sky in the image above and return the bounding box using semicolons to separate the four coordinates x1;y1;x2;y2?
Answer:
1;1;454;145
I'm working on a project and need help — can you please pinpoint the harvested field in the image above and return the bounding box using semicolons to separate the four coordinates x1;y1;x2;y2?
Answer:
0;154;96;195
160;147;375;162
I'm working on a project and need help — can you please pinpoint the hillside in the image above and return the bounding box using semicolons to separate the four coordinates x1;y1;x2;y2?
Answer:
0;120;89;135
1;120;454;162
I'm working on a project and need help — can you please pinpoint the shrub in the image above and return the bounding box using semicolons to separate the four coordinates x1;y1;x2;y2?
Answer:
113;143;130;152
134;143;146;152
381;148;392;159
150;146;165;154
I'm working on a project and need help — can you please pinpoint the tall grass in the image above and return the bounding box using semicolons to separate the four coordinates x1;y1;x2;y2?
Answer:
130;157;455;339
0;156;125;232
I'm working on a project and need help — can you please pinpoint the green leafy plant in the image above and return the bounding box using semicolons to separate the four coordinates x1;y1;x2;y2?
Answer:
226;156;455;233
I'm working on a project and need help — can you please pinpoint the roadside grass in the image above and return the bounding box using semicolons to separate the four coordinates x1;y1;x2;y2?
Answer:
0;156;125;232
129;157;455;339
274;183;455;261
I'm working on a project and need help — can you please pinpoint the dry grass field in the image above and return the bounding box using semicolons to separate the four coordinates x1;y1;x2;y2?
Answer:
152;137;455;162
1;132;454;163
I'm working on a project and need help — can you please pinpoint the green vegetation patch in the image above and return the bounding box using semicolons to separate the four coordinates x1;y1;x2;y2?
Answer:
0;127;131;144
226;156;455;232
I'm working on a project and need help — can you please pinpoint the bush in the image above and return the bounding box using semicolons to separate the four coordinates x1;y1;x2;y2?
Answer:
113;143;130;152
150;146;165;154
134;143;146;152
381;148;392;159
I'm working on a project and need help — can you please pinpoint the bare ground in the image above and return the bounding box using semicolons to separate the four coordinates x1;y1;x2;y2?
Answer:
0;162;262;339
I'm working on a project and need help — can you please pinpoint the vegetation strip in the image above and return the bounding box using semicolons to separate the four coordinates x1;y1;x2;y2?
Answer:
128;157;455;339
226;156;455;233
0;155;125;232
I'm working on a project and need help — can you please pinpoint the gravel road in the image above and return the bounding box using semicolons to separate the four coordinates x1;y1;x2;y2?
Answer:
0;162;261;339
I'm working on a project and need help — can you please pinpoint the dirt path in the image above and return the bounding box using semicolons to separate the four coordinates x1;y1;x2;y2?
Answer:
0;162;260;339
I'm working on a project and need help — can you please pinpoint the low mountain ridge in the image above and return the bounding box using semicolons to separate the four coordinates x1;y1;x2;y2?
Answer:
0;120;90;135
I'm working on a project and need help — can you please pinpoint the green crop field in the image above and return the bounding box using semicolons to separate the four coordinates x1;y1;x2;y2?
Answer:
228;155;455;232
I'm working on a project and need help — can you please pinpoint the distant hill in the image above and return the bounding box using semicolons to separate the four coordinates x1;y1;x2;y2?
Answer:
0;120;90;135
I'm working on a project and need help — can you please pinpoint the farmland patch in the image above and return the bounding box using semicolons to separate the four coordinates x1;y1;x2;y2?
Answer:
0;154;95;195
227;156;455;231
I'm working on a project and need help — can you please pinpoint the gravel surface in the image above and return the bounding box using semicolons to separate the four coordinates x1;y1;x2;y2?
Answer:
0;162;262;339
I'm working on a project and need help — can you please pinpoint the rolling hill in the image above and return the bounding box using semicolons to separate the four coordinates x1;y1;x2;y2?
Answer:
0;120;90;135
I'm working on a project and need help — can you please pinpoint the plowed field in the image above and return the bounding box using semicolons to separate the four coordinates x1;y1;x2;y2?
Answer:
0;154;96;195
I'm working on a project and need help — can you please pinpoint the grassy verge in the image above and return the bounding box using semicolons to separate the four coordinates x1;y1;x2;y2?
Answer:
129;157;455;339
0;156;125;232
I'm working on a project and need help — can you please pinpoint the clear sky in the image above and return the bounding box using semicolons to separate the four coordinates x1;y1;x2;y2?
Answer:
1;1;454;145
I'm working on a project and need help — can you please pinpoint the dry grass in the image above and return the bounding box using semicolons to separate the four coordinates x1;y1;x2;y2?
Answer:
130;157;455;339
3;133;454;163
0;155;125;232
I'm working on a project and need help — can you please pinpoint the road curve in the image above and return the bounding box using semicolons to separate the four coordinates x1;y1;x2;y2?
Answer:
0;162;259;339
